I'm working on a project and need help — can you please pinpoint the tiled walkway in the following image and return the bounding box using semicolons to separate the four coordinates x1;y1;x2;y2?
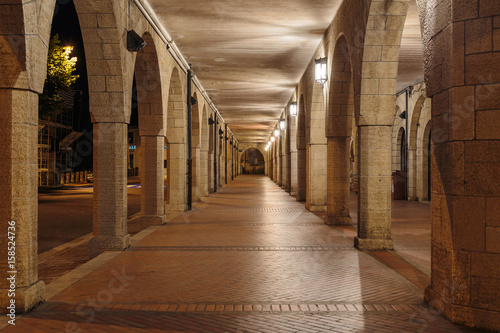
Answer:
3;176;482;332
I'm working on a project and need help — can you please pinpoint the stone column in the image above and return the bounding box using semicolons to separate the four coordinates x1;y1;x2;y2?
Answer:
290;150;298;196
140;135;165;226
89;122;130;258
200;149;209;197
0;89;45;312
355;125;394;250
422;2;500;330
306;143;327;212
166;142;187;214
407;146;417;200
192;146;201;201
326;136;352;225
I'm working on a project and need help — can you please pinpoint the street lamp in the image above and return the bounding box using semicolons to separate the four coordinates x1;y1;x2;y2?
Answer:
290;102;297;117
315;57;328;85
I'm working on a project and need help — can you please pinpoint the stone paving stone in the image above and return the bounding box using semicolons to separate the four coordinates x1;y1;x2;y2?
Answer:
5;176;482;332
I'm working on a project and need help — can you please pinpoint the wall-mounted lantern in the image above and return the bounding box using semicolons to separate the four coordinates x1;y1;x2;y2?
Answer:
290;102;297;117
279;119;286;131
315;57;328;85
274;129;280;137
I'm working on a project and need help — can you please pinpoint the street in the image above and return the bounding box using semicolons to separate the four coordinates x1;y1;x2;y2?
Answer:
38;178;142;254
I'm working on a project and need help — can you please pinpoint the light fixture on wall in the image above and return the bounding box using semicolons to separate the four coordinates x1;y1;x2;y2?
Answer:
271;136;275;142
265;145;269;151
190;96;197;105
279;119;286;131
290;102;297;117
208;118;215;125
127;30;147;52
267;140;271;146
399;111;407;119
219;129;224;135
274;128;280;137
315;57;328;85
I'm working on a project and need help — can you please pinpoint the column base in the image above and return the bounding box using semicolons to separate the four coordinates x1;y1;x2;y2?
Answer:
425;285;500;331
89;234;131;259
305;203;326;212
0;280;45;313
354;237;394;250
129;215;166;233
325;215;352;226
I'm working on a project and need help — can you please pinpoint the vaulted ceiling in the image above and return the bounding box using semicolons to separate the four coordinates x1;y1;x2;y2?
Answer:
146;0;424;142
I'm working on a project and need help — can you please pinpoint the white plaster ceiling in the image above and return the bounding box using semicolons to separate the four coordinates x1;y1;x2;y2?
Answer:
146;0;425;142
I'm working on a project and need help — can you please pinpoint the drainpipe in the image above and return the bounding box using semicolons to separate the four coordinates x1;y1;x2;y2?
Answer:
225;124;228;184
187;68;193;210
214;116;218;192
405;88;408;201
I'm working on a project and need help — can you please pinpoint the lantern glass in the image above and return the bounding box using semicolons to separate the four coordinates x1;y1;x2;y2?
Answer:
271;136;275;142
290;102;297;117
280;119;286;130
315;57;328;84
274;129;280;136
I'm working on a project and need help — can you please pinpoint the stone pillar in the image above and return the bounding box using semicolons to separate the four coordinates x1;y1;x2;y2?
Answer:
140;135;165;226
306;143;327;212
407;146;418;200
422;2;500;330
0;89;45;312
326;136;352;225
200;149;209;197
355;125;394;250
192;146;201;201
166;142;187;214
290;150;298;196
89;122;130;258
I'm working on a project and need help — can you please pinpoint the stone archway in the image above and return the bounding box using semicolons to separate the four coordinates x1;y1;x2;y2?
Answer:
296;94;307;201
133;31;165;227
165;67;186;218
200;105;209;197
241;148;266;175
325;34;354;226
191;91;200;201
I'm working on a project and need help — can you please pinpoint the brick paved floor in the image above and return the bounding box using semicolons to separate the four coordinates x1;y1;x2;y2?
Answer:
5;175;484;332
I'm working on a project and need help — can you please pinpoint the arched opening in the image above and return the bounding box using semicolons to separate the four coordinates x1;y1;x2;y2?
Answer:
191;92;200;201
241;148;265;174
296;94;306;201
131;31;165;228
200;105;209;197
407;94;427;200
325;34;354;226
286;115;291;192
165;67;186;214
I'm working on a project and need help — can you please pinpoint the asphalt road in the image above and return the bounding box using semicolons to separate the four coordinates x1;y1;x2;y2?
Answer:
38;179;142;254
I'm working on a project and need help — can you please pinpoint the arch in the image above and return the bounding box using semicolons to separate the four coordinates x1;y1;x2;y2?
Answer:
418;120;431;201
132;31;165;227
285;115;291;192
135;32;163;135
165;67;186;213
325;34;354;225
191;91;200;201
241;148;265;175
296;94;307;201
200;105;209;197
407;93;427;200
